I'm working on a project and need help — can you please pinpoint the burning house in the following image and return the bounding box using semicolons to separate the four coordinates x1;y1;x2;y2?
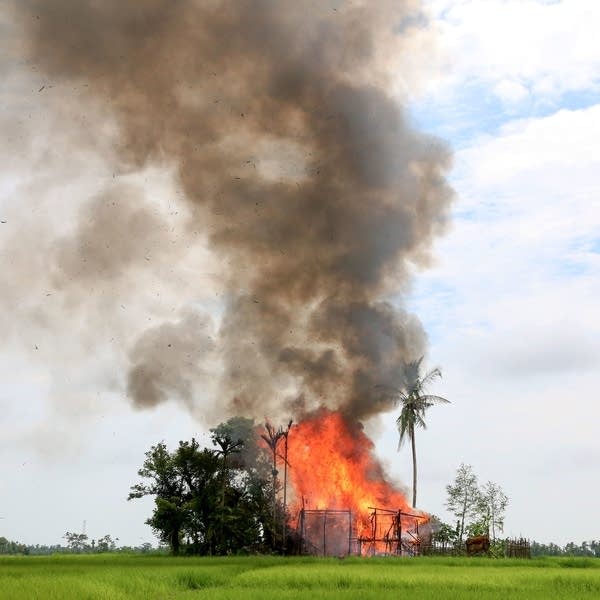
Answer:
268;410;430;556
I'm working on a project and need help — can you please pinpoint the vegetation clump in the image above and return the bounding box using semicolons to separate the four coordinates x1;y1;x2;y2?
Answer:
128;417;289;556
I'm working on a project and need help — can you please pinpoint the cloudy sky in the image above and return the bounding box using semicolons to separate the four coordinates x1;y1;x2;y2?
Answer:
1;0;599;547
394;0;600;545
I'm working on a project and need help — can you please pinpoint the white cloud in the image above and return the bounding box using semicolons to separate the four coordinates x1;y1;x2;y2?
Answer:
460;105;600;187
418;103;600;359
493;79;530;104
424;0;600;105
401;97;600;543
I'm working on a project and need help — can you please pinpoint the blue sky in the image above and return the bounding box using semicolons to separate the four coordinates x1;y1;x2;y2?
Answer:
1;0;599;547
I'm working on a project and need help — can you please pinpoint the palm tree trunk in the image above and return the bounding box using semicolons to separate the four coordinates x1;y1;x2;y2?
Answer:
411;426;417;508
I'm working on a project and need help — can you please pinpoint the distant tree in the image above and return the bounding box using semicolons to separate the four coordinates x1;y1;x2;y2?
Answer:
95;534;118;553
445;463;481;544
392;357;449;507
529;539;600;557
63;531;90;553
0;536;27;555
476;481;509;541
139;542;154;554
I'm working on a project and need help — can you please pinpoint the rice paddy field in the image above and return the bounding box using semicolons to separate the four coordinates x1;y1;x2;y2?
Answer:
1;555;600;599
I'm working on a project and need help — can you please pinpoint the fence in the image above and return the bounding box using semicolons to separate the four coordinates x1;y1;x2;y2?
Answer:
505;538;531;558
297;509;353;557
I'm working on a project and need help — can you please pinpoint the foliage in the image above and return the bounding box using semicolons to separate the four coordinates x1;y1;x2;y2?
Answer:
63;531;90;553
128;418;280;556
0;536;160;556
477;481;509;540
445;463;481;544
381;356;449;508
444;465;510;546
465;519;489;539
429;515;459;546
531;540;600;558
95;534;118;553
62;532;119;554
0;536;30;555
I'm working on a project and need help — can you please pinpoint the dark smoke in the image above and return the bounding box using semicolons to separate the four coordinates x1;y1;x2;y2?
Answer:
12;0;452;422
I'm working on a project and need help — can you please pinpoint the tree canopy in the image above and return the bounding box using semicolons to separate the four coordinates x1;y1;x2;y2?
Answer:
128;418;286;555
445;463;509;544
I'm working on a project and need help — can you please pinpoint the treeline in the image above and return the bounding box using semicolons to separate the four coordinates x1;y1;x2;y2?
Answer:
530;540;600;558
4;534;600;558
0;536;162;556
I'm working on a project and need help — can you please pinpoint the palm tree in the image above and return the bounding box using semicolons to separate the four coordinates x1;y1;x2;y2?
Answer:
394;356;449;508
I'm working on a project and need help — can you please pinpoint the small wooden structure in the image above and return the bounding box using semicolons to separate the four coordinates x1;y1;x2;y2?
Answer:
297;509;354;556
297;506;425;557
357;507;424;556
505;538;531;558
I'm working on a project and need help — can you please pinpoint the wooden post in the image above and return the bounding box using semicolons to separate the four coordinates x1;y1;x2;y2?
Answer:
348;510;352;556
299;508;305;555
323;511;327;556
398;511;402;556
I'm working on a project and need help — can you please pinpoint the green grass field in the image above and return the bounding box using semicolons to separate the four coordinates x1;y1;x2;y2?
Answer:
1;555;600;599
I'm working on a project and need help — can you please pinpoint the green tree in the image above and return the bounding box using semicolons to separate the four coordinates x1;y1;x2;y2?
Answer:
429;515;459;546
477;481;509;541
445;463;480;544
393;357;449;508
0;536;27;555
128;441;193;555
129;423;274;556
95;534;117;553
63;531;90;553
209;421;245;553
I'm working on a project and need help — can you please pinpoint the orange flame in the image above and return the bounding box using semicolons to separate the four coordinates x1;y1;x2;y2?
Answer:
287;409;426;537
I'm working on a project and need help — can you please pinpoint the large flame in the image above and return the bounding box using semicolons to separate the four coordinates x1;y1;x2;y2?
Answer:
287;409;425;538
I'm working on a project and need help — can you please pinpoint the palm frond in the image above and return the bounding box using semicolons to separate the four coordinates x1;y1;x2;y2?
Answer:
403;357;424;387
392;358;449;453
374;383;404;405
420;394;450;406
414;411;427;430
420;367;442;388
396;412;412;450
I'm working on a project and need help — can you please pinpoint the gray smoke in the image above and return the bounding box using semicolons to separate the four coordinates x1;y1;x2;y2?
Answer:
10;0;453;423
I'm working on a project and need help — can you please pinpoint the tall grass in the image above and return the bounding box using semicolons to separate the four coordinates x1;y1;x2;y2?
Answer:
1;554;600;599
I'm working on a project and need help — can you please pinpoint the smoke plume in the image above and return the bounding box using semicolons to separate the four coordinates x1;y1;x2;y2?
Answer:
10;0;453;423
